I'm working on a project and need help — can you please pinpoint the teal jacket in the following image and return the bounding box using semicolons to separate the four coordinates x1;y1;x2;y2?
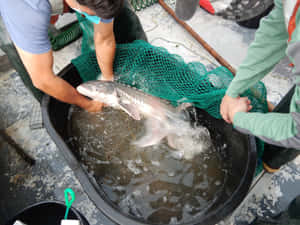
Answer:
226;0;300;149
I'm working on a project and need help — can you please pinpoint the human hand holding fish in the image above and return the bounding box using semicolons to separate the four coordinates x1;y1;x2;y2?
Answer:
81;77;114;112
100;74;114;82
84;99;105;112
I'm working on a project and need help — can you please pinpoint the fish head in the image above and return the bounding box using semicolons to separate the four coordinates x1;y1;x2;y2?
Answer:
77;81;119;106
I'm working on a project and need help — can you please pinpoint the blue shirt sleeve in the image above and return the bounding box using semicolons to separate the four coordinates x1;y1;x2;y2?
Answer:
0;0;51;54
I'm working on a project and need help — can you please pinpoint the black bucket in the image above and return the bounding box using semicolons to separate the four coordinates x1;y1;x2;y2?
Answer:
41;64;257;225
5;201;89;225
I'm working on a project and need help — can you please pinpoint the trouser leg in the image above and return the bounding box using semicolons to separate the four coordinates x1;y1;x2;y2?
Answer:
262;86;299;169
0;44;43;103
249;195;300;225
0;16;43;103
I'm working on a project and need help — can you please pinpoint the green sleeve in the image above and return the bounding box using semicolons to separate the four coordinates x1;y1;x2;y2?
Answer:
226;0;288;98
233;86;300;149
233;110;300;149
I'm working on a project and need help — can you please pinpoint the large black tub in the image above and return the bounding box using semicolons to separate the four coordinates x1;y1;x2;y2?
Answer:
42;64;257;225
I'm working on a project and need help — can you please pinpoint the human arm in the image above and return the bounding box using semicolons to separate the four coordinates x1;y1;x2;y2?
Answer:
222;84;300;149
93;20;115;81
226;0;288;98
16;46;103;112
221;0;288;123
231;100;300;149
222;38;300;149
220;0;300;148
0;1;103;112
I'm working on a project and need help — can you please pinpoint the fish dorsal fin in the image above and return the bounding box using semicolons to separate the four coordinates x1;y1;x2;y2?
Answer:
116;88;142;120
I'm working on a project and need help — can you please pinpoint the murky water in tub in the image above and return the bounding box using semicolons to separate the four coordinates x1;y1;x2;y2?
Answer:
68;106;228;224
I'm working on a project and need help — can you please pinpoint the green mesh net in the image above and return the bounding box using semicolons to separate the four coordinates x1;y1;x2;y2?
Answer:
72;40;268;119
75;12;95;53
49;21;82;51
129;0;158;11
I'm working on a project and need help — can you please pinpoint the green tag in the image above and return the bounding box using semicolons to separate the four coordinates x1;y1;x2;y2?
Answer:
64;188;76;219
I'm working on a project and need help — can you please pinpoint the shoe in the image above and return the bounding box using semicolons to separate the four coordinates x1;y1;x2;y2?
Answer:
263;162;280;173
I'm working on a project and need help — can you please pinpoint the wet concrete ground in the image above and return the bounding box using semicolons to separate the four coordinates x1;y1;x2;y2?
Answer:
0;2;299;225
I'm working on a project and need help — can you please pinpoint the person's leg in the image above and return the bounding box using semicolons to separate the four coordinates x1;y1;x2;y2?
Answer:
249;195;300;225
113;0;148;44
262;86;299;171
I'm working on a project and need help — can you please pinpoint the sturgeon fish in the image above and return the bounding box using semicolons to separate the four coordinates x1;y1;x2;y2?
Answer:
76;80;191;148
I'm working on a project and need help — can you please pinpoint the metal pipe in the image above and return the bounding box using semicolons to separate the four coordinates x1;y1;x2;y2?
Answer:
158;0;236;75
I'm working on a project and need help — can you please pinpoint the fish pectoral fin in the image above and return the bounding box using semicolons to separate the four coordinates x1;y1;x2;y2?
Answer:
118;102;142;120
167;134;179;149
133;119;167;147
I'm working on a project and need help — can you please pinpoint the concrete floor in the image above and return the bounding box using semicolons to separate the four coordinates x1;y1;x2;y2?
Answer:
1;1;299;225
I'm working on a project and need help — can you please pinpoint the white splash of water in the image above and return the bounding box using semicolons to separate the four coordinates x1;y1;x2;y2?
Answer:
135;111;213;160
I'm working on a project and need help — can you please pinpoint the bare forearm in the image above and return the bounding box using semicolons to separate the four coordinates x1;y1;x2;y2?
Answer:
95;37;116;80
37;73;90;109
15;46;102;112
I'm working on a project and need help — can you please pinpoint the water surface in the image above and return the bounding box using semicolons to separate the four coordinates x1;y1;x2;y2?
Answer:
68;106;228;224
